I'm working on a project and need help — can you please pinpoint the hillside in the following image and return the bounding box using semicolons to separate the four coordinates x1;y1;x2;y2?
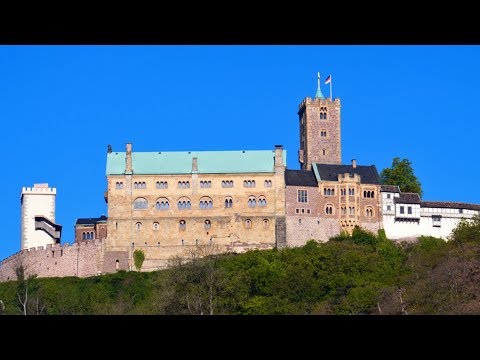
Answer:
1;216;479;315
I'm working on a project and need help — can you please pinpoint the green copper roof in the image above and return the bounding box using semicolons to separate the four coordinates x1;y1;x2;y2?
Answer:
106;149;287;175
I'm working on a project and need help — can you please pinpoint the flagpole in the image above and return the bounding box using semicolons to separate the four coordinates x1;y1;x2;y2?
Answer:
330;76;333;100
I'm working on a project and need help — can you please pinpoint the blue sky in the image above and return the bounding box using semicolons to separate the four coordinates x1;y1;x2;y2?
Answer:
1;45;479;260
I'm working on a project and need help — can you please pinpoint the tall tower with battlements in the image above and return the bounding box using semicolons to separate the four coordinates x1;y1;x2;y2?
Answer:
21;183;61;250
298;72;341;170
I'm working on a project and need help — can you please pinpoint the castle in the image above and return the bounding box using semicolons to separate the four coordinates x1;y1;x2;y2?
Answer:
1;75;479;281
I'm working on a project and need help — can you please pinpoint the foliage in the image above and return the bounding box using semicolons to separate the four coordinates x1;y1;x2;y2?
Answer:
1;219;480;314
380;157;423;197
133;249;145;271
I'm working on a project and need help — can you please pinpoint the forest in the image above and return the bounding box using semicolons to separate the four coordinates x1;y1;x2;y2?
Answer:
1;215;479;315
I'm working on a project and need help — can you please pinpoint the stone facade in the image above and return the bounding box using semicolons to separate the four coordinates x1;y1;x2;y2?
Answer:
0;240;128;282
104;145;286;270
298;97;341;169
74;216;108;242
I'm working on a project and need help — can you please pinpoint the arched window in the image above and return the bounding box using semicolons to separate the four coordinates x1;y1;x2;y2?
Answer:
179;220;186;231
156;181;168;189
365;206;374;218
177;197;191;210
258;196;267;207
349;188;355;196
155;198;170;210
115;182;124;189
91;232;94;239
248;196;256;207
133;197;148;210
115;259;119;270
263;219;269;229
153;222;159;230
323;149;326;156
204;220;211;230
224;197;233;208
245;219;252;229
199;197;213;210
349;206;355;215
325;204;334;215
264;180;272;188
135;222;142;231
178;181;190;189
82;232;86;240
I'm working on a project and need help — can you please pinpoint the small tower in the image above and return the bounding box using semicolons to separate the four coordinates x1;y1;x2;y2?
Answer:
298;72;342;170
20;183;60;250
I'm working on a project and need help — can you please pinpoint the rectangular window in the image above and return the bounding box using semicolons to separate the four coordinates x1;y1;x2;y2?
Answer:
459;209;463;214
432;215;442;227
298;190;308;203
407;207;412;214
387;194;391;199
301;208;305;214
295;208;299;214
307;209;311;214
387;205;391;211
400;206;404;214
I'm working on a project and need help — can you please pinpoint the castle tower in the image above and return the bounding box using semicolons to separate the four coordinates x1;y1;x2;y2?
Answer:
298;72;341;170
20;183;58;250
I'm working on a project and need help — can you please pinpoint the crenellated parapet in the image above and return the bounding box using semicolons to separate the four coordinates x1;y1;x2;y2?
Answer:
0;239;108;282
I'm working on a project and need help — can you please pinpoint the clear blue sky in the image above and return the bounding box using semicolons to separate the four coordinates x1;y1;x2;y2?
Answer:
1;45;479;260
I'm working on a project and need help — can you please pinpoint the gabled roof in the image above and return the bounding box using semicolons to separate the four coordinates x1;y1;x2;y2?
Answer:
106;150;287;175
313;163;380;184
381;185;400;192
285;170;318;187
394;193;421;204
421;201;480;211
76;215;108;225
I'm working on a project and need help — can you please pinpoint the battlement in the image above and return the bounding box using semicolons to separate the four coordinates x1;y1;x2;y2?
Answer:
338;173;361;183
298;97;340;109
21;185;56;195
0;239;106;282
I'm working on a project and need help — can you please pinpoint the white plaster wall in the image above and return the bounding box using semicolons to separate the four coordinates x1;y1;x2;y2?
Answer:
383;209;479;240
21;187;56;250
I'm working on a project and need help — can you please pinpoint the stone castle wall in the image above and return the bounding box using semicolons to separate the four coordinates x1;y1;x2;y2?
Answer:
0;240;128;282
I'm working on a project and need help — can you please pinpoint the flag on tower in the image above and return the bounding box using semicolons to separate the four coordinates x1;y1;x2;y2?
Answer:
325;75;331;84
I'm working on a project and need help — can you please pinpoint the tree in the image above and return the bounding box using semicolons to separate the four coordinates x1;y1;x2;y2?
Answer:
133;250;145;271
15;265;44;315
380;157;422;197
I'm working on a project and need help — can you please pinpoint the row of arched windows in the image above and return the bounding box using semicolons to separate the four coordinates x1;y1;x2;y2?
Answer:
244;180;256;188
324;188;335;196
222;180;234;188
134;182;146;189
134;196;267;210
121;179;275;190
156;181;168;189
200;181;211;188
340;188;356;196
134;219;270;231
363;190;375;198
82;231;95;240
178;181;190;189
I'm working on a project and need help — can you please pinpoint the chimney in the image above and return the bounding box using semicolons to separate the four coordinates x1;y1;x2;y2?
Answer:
125;143;132;174
274;145;284;167
192;157;198;172
351;159;357;168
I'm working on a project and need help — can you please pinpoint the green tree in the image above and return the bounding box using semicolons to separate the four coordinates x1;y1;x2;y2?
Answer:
133;250;145;271
380;157;422;197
